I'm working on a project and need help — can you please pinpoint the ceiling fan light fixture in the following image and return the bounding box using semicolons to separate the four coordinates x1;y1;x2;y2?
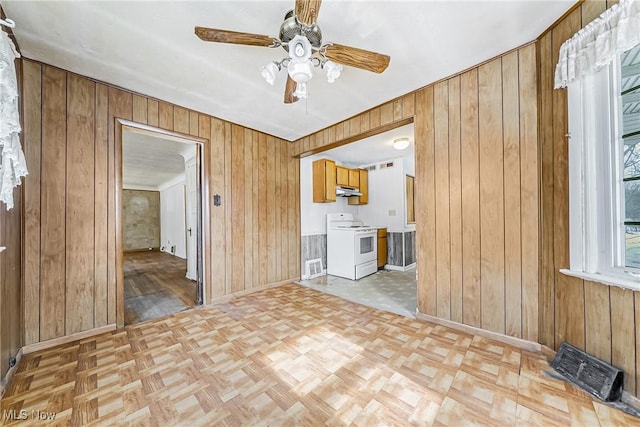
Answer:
323;60;342;83
288;35;312;62
287;59;313;83
293;82;308;99
260;62;280;85
393;137;410;150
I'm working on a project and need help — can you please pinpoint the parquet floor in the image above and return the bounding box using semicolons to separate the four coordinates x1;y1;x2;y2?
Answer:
2;284;639;426
124;251;195;325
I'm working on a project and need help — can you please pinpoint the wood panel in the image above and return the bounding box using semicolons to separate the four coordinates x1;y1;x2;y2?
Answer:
231;125;245;293
434;81;451;320
65;74;95;334
448;76;462;324
609;287;636;394
40;65;67;341
502;51;522;338
415;87;436;316
20;58;301;348
460;69;481;328
478;58;505;334
583;281;611;363
552;8;585;350
244;129;253;290
518;43;539;343
94;84;109;328
22;60;42;345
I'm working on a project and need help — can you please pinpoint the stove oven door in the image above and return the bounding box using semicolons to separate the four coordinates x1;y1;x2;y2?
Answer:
354;231;377;265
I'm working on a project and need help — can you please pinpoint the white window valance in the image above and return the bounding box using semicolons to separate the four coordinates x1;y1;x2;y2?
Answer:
0;28;26;210
554;0;640;88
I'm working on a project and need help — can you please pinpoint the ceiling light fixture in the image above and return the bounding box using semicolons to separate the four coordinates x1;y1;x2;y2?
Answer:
393;137;410;150
259;35;342;100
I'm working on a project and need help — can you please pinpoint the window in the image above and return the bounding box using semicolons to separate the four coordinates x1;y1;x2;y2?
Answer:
620;44;640;269
564;42;640;289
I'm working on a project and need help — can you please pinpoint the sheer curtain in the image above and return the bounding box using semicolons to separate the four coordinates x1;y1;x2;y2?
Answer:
0;28;26;210
555;0;640;88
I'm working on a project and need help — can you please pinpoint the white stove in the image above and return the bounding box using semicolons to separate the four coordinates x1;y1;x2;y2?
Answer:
326;213;378;280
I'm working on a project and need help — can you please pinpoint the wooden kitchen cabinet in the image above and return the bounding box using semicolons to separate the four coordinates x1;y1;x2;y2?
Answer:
336;166;349;187
348;169;368;205
348;169;360;188
377;228;387;269
312;159;337;203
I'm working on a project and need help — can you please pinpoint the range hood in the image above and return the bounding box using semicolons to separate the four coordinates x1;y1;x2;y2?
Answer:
336;186;362;197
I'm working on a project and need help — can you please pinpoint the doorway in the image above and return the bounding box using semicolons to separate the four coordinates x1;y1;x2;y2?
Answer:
116;120;206;326
298;123;417;317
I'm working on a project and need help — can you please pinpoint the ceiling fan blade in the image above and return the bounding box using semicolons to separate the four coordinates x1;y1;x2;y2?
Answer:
323;43;390;74
195;27;277;47
284;76;299;104
295;0;322;26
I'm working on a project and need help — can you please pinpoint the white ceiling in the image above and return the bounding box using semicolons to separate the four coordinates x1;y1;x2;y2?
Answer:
326;123;414;167
122;127;196;189
2;0;574;141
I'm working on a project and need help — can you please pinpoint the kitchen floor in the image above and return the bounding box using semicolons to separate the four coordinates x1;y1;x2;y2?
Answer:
297;268;417;318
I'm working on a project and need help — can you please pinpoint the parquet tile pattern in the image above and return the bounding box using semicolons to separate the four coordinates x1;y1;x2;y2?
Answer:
2;284;639;426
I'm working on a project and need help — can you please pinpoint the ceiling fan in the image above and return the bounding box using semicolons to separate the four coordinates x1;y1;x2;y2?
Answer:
195;0;390;104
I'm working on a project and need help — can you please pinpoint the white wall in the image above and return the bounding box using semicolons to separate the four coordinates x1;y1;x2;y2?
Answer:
160;178;187;259
300;154;357;236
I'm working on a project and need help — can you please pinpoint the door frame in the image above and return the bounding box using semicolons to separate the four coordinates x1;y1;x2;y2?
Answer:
115;119;210;328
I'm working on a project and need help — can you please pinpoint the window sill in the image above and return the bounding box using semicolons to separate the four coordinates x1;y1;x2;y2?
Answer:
560;269;640;292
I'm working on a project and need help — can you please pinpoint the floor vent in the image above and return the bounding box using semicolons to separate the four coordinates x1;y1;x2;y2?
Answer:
304;258;324;279
551;342;623;402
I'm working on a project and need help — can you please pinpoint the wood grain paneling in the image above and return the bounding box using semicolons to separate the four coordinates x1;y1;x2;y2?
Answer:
40;66;67;341
460;69;481;328
518;43;539;343
65;74;95;334
22;60;42;345
94;84;109;328
478;58;505;334
448;77;463;324
20;59;301;346
434;81;451;320
0;185;21;379
502;51;522;338
415;87;437;316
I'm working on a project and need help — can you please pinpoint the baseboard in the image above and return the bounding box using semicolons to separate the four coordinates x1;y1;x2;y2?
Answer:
0;347;23;398
22;324;117;355
384;262;417;272
124;247;160;253
208;278;299;305
415;311;542;352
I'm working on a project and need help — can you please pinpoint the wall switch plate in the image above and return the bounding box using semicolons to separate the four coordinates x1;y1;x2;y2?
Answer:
388;209;396;216
214;194;221;206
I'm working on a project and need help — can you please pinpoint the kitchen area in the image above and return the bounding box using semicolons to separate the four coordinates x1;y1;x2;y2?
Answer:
298;124;417;317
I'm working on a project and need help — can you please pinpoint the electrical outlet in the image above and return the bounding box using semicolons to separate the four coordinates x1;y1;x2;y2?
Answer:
388;209;396;216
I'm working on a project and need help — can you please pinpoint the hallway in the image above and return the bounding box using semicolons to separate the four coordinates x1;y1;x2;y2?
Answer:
124;251;195;324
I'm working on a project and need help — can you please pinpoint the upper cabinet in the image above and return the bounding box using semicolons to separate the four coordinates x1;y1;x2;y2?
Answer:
336;166;349;187
312;158;337;203
348;169;368;205
313;159;368;204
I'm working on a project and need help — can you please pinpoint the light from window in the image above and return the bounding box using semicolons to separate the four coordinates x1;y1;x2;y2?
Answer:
620;44;640;269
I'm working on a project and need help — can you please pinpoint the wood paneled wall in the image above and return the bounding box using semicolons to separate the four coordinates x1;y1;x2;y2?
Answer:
21;59;300;345
0;185;22;383
295;44;540;344
539;0;640;397
414;44;540;342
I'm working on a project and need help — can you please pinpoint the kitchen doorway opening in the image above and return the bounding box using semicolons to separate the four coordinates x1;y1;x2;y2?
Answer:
298;122;417;317
116;120;206;326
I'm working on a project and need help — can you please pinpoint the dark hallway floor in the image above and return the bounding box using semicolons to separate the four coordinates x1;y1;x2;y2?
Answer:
124;251;195;325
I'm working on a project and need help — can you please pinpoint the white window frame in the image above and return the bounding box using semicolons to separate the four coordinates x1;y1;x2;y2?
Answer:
562;47;640;291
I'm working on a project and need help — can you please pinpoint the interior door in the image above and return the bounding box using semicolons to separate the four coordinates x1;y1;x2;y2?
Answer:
185;157;197;281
